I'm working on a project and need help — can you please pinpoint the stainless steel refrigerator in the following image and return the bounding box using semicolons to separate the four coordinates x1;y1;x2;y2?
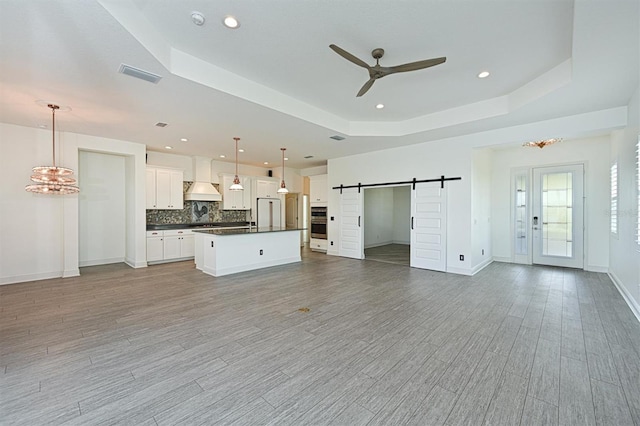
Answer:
256;198;282;228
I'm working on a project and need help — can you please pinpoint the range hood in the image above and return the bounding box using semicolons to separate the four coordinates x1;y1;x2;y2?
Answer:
184;157;222;201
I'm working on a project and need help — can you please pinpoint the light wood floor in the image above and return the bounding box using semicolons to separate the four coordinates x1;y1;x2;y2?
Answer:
365;244;410;266
1;251;639;425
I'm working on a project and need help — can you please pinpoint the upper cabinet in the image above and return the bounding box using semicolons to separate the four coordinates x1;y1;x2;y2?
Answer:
255;179;279;199
220;174;252;210
146;167;183;210
309;174;328;204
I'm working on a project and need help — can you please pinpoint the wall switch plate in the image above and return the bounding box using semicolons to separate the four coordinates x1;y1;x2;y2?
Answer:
482;249;484;255
459;254;464;261
331;216;334;221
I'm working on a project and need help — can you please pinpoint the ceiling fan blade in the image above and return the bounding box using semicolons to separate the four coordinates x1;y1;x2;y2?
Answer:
329;44;370;69
388;57;446;74
356;78;376;97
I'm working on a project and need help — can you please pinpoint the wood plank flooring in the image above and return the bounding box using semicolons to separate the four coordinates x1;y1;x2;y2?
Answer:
1;251;639;425
364;244;410;266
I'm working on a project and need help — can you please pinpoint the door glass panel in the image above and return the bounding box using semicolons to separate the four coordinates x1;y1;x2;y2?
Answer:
514;173;528;255
542;172;573;257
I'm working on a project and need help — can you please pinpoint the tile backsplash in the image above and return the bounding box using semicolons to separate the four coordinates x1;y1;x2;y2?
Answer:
146;182;250;224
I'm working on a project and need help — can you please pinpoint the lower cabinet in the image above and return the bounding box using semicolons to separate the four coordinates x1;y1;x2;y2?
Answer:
147;229;195;263
310;238;327;252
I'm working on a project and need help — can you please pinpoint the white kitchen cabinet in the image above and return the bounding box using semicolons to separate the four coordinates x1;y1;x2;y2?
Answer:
147;167;184;210
147;229;195;263
145;169;157;209
146;231;164;262
220;174;252;210
310;174;328;204
255;179;279;199
310;238;327;252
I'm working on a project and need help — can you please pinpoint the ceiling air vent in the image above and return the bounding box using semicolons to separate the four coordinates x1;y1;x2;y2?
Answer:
118;64;162;84
329;135;345;141
155;122;168;127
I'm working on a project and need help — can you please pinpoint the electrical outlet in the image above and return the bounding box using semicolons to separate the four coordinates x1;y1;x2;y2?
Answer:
459;254;464;261
482;249;484;255
259;249;263;255
331;216;334;221
330;241;334;246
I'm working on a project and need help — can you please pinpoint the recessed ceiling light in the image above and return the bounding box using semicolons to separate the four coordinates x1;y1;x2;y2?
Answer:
165;146;173;150
223;15;240;29
284;157;288;161
329;135;345;141
155;122;168;127
219;155;226;158
304;155;314;159
238;148;244;153
180;138;188;142
191;11;205;26
477;71;490;79
376;103;384;109
264;162;269;165
38;124;47;129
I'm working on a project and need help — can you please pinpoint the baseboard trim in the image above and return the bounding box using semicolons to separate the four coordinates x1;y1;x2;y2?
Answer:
126;258;148;268
364;241;395;249
471;258;493;275
608;271;640;323
446;266;474;276
492;256;512;263
79;257;124;268
1;271;63;286
586;265;608;273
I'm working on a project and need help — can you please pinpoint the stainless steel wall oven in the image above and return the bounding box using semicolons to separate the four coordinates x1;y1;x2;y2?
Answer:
310;206;327;239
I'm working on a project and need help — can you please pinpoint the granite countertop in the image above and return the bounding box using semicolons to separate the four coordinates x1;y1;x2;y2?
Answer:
193;227;305;236
147;222;252;231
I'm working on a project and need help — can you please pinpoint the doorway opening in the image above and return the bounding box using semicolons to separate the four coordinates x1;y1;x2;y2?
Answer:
363;186;411;266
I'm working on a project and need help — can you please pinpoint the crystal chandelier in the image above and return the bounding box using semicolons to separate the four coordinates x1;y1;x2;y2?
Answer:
25;104;79;194
229;137;243;191
277;147;288;194
522;138;562;149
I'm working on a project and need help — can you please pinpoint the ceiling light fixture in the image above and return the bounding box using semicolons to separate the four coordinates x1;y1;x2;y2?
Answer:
238;148;244;153
219;154;225;158
223;15;239;29
277;148;289;194
376;103;385;109
523;138;562;149
25;104;80;195
165;146;173;150
230;137;243;191
180;138;188;142
264;162;269;165
477;71;490;78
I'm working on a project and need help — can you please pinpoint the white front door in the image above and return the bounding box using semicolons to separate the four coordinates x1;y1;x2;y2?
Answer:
532;164;584;268
339;188;363;259
411;183;447;272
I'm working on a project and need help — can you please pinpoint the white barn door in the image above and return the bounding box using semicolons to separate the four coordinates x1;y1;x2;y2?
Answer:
411;183;447;271
339;188;363;259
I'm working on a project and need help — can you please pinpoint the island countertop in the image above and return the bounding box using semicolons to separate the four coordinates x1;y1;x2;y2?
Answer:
193;227;305;236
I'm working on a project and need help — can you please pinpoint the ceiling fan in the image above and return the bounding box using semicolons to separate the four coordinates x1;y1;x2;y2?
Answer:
329;44;446;97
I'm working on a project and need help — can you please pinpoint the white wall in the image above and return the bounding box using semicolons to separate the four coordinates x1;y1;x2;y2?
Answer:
0;122;147;285
472;149;493;271
1;124;66;284
79;151;125;267
609;86;640;318
363;187;394;248
490;135;611;272
393;186;411;244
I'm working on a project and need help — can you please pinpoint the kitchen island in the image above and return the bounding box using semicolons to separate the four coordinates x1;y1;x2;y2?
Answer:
194;227;303;277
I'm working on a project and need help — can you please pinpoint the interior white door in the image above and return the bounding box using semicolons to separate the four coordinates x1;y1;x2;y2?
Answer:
339;188;363;259
532;164;584;268
410;183;447;272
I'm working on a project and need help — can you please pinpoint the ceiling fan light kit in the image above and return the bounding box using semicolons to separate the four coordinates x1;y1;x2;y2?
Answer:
329;44;446;97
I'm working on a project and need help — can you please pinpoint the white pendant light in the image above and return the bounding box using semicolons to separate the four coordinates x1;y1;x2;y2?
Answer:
229;137;243;191
25;104;80;195
277;147;289;194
